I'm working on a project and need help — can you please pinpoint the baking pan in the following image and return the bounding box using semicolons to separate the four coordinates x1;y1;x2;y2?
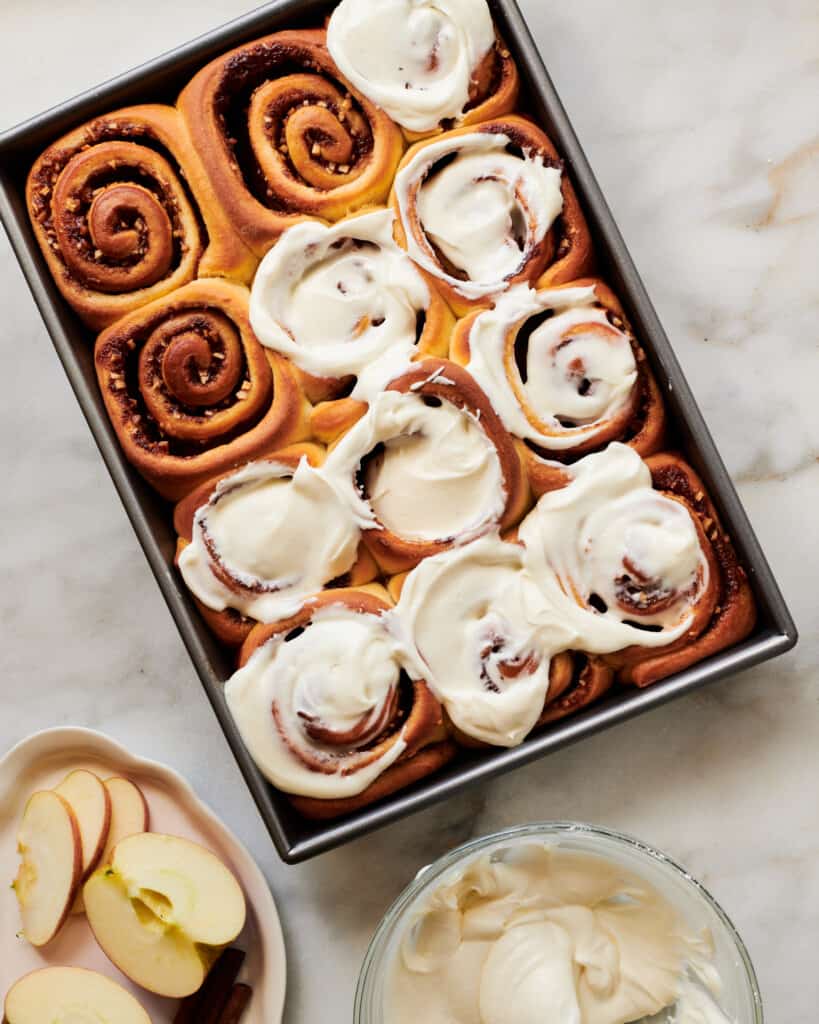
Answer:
0;0;797;863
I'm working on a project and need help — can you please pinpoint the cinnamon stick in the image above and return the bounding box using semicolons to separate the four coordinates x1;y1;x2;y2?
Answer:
173;947;245;1024
217;983;252;1024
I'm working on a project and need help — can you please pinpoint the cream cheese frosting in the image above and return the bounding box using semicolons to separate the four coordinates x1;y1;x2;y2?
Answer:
249;210;431;400
178;458;361;622
326;0;496;134
324;389;505;543
396;535;576;746
395;132;563;300
465;285;638;450
384;843;735;1024
519;443;708;652
224;604;409;798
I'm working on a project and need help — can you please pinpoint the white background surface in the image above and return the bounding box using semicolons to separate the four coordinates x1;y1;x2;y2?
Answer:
1;1;817;1020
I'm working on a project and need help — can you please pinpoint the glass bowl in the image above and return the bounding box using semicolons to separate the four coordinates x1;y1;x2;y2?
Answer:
354;822;763;1023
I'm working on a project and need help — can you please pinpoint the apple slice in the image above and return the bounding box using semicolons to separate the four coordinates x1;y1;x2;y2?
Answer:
13;790;81;946
84;832;246;998
4;966;152;1024
55;769;111;882
73;776;151;915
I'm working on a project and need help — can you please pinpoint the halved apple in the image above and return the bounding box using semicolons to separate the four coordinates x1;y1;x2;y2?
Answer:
13;790;81;946
74;776;151;915
4;965;152;1024
83;832;246;998
55;769;111;881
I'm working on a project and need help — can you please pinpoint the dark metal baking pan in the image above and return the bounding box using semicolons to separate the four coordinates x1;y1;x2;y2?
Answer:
0;0;797;863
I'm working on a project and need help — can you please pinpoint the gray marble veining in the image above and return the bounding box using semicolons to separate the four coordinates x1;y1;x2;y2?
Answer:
1;1;817;1020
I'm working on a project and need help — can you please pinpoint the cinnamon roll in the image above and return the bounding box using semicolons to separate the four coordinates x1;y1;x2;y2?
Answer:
249;209;453;422
178;29;405;257
537;651;614;727
175;447;377;638
396;535;576;747
519;443;756;685
326;0;518;137
391;116;593;315
227;587;455;817
27;106;255;330
322;359;530;573
450;279;665;495
94;278;310;500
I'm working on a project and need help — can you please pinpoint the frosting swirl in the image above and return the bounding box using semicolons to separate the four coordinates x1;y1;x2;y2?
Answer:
394;130;563;301
464;284;639;451
225;602;410;798
397;536;575;746
325;388;505;544
178;457;361;622
519;443;710;652
327;0;495;133
249;210;431;399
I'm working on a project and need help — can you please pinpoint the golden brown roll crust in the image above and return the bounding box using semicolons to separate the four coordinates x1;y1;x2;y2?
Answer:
390;115;594;316
340;358;531;574
238;587;454;818
178;29;405;257
94;278;310;500
450;278;666;497
27;105;256;330
536;652;614;727
604;454;757;687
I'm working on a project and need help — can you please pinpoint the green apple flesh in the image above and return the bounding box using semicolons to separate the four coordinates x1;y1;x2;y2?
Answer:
13;790;81;946
4;965;152;1024
83;832;246;998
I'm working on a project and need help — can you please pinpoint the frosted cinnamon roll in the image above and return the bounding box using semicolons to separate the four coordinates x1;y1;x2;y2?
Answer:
178;29;404;257
323;359;529;573
176;450;370;632
392;116;593;314
450;280;665;495
27;106;255;329
249;209;452;415
95;278;310;499
519;443;755;684
326;0;518;137
537;651;614;727
397;535;576;747
227;588;455;817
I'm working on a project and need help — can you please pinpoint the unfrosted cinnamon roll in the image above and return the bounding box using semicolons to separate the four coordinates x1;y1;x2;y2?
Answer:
322;359;530;573
249;209;453;432
178;29;404;257
94;278;310;499
396;535;576;747
391;116;593;315
326;0;518;137
450;279;665;495
174;446;379;642
227;587;455;817
519;443;756;685
27;106;255;330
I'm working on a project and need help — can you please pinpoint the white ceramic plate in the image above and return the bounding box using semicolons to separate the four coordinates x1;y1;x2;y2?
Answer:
0;727;286;1024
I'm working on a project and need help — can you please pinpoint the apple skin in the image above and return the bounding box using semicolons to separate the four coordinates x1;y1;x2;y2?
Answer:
55;769;112;882
4;965;152;1024
13;790;82;947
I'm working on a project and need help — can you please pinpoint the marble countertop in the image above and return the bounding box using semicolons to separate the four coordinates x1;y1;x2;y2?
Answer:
1;1;816;1020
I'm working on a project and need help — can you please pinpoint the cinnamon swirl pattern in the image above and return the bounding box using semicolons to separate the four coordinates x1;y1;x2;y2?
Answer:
227;588;455;817
27;106;254;329
519;443;755;685
94;278;309;499
451;279;666;494
392;116;593;314
323;359;530;573
25;4;758;817
326;0;518;136
178;29;404;256
249;209;452;407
